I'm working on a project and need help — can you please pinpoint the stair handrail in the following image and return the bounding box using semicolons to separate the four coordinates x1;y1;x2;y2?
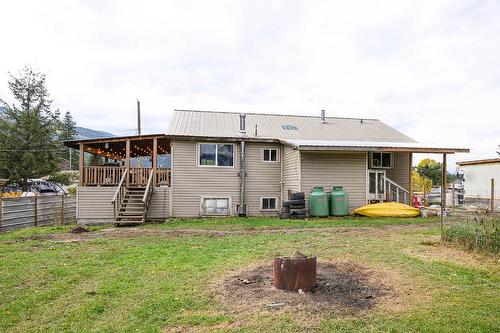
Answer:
142;169;155;223
383;175;409;204
112;168;128;221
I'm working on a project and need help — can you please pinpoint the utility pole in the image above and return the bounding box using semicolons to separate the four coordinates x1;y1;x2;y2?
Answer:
137;99;141;136
69;149;72;171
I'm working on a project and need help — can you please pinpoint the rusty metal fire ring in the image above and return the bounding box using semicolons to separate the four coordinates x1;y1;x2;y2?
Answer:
273;255;317;291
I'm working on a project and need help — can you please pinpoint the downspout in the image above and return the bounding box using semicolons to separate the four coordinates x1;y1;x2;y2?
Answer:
238;114;247;217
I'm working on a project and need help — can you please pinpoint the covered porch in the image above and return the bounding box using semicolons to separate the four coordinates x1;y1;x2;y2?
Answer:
282;139;470;209
65;134;172;225
65;134;171;188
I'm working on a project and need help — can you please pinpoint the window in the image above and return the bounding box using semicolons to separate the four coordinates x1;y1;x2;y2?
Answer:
371;152;392;168
263;148;278;162
202;197;230;215
199;143;234;167
261;197;277;211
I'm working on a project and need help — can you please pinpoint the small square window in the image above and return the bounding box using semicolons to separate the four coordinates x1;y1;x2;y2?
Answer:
263;148;278;162
261;197;277;210
371;152;391;168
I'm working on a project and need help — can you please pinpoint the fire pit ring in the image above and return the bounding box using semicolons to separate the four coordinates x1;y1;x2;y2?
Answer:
273;252;317;291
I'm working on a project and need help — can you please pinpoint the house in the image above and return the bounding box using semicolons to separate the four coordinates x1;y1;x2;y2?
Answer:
457;157;500;209
64;110;468;225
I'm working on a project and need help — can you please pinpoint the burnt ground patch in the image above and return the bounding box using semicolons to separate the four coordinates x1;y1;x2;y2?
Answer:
215;261;402;315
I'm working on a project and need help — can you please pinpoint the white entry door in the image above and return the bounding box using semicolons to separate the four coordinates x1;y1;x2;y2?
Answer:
368;169;386;201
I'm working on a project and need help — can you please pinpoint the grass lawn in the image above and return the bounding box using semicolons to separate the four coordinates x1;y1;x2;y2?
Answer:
0;217;499;332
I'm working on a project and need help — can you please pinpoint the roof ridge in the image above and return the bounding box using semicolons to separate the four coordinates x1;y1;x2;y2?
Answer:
173;109;380;121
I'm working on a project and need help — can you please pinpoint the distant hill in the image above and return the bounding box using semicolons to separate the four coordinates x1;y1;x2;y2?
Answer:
76;127;115;140
1;107;114;140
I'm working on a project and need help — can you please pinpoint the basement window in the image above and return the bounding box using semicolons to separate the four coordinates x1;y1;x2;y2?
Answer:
201;197;230;215
261;197;277;211
198;143;234;167
370;152;392;169
263;148;278;162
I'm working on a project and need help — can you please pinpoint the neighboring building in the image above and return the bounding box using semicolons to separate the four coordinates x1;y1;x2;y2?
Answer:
457;158;500;209
65;110;468;224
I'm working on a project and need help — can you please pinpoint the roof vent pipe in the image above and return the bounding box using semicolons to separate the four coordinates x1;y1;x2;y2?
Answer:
321;109;326;124
254;124;258;136
239;113;247;136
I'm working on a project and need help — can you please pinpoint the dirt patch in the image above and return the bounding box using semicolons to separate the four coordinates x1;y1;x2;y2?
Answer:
70;226;89;234
214;261;402;315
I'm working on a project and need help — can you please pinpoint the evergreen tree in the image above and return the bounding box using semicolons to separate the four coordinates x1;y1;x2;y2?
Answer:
59;111;78;170
60;111;77;141
0;66;61;190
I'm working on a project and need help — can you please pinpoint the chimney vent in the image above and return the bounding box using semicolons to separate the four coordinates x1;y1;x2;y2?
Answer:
239;113;247;136
321;109;326;124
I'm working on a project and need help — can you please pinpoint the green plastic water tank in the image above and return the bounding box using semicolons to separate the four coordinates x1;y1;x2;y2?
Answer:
331;186;349;216
310;186;329;217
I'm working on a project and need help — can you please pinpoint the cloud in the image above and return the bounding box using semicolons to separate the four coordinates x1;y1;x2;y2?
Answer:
0;0;499;168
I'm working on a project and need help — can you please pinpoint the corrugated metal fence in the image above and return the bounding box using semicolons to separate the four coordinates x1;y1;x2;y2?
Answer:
0;195;76;232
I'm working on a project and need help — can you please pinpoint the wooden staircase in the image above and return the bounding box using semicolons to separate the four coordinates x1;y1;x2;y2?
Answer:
116;187;146;225
112;168;155;226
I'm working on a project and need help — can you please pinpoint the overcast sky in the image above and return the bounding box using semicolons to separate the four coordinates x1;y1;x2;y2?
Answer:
1;0;499;169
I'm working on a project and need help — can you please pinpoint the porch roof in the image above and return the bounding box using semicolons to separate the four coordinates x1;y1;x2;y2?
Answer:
63;134;170;159
281;139;470;153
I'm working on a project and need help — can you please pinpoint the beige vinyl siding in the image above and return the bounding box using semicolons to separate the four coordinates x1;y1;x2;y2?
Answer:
244;143;281;216
282;145;301;200
386;152;410;190
171;140;240;217
77;186;170;224
77;187;115;224
301;151;367;211
147;187;171;219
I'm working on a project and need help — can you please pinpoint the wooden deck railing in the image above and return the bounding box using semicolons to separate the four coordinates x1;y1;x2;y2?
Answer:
156;168;171;186
82;167;171;187
83;166;126;186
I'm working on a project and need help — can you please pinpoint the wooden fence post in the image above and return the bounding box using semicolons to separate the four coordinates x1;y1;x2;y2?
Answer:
34;194;39;227
491;178;495;213
61;194;65;225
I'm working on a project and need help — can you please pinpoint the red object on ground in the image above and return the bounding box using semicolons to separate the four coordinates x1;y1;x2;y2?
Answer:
413;195;420;208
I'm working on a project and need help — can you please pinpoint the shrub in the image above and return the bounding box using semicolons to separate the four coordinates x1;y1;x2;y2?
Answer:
443;213;499;255
47;171;77;186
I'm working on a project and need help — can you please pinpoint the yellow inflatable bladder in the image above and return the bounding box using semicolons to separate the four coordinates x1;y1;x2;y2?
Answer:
353;202;420;218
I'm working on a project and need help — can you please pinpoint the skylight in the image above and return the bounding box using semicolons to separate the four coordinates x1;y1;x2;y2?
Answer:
281;124;298;130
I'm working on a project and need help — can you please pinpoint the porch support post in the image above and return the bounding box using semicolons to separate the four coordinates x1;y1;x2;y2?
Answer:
152;137;158;187
79;143;84;186
126;140;131;187
442;153;447;210
441;153;447;239
408;152;413;206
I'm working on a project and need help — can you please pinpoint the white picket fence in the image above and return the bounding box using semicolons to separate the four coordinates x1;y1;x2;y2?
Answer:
0;195;76;232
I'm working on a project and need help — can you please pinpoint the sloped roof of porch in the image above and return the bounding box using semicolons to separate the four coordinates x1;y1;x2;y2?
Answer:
281;139;469;153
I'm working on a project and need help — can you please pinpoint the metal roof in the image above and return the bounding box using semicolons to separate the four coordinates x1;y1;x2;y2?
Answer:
282;139;470;153
457;157;500;166
167;109;417;143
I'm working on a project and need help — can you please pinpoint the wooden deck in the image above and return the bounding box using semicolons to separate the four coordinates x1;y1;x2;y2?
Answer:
82;166;171;187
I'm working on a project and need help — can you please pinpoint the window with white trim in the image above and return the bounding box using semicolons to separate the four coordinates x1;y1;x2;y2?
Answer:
370;152;392;168
261;197;277;211
263;148;278;162
201;197;230;215
199;143;234;167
